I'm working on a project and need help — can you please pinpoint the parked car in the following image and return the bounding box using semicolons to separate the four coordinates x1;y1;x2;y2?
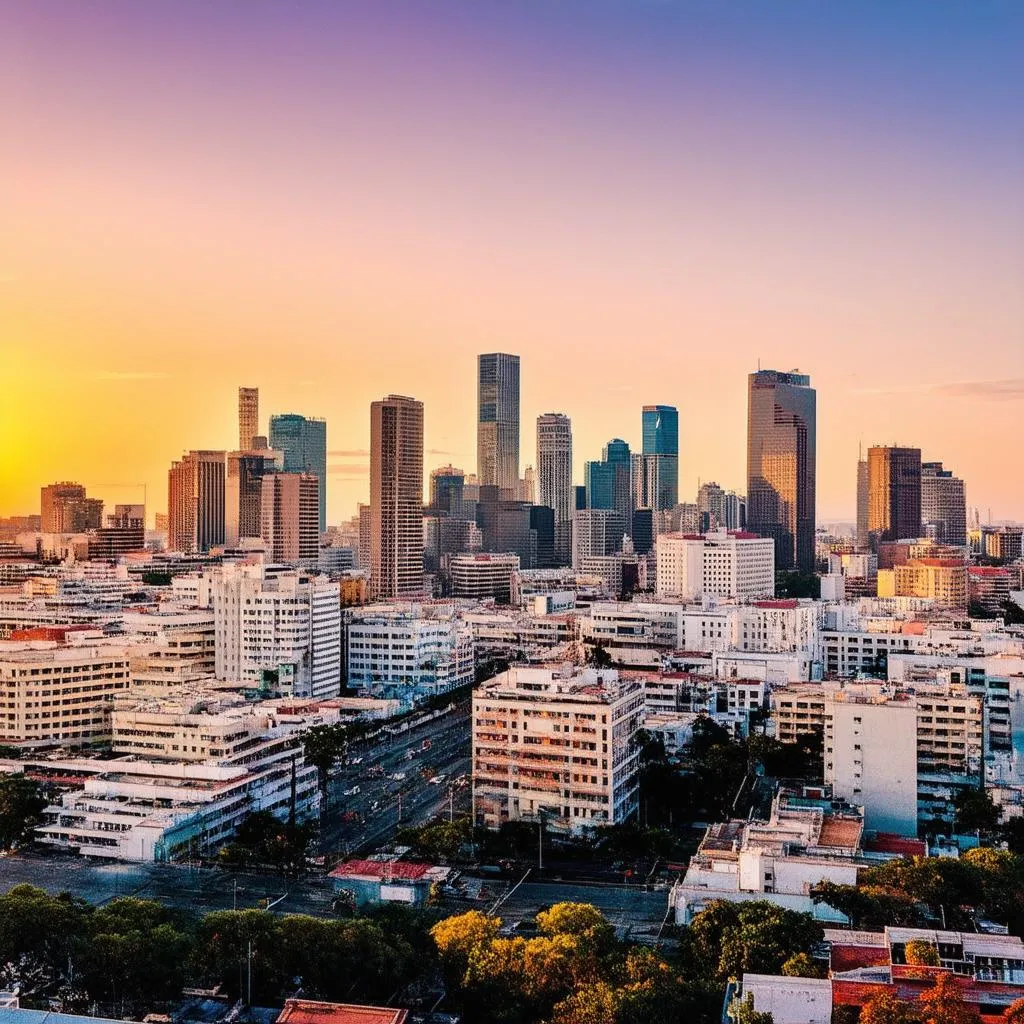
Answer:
343;785;361;796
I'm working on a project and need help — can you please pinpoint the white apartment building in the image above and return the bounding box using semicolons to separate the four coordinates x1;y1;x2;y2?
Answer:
673;788;868;925
655;531;774;601
773;681;984;833
120;609;216;687
472;665;644;832
345;603;475;704
0;639;133;745
211;563;342;700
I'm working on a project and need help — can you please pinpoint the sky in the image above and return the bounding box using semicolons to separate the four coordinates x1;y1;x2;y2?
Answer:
1;1;1022;526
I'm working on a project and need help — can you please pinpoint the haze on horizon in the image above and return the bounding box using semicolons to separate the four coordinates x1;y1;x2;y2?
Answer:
2;1;1022;525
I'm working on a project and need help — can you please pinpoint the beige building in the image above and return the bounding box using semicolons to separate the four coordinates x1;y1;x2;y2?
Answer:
369;395;424;599
877;558;967;610
261;471;319;563
168;450;226;554
40;481;103;534
472;665;643;833
0;640;133;745
238;386;259;451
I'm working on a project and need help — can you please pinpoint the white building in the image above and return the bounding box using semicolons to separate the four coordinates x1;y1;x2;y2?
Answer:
656;531;774;601
673;787;867;926
345;603;475;704
572;509;627;568
473;665;643;832
211;562;342;700
0;638;133;745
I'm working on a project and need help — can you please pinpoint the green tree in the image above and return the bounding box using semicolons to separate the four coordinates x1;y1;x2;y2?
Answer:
780;952;824;978
730;993;775;1024
301;724;348;792
905;939;941;967
916;972;981;1024
0;773;47;849
952;788;1001;835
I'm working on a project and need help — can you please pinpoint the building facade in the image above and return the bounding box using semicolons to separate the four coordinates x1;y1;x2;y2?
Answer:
655;530;775;601
536;413;573;565
168;451;226;554
369;395;424;599
260;471;320;564
238;386;259;451
269;413;328;530
746;369;816;572
477;352;520;491
921;461;967;546
867;446;922;548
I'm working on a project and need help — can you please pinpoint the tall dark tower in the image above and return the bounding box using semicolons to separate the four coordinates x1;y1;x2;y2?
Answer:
746;370;816;573
477;353;520;491
867;446;922;549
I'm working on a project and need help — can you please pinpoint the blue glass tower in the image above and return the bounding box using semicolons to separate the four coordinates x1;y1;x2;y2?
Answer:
269;413;327;531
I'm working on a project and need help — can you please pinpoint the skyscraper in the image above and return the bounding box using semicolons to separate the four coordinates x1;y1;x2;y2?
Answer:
867;446;922;548
168;451;226;553
260;472;320;564
920;460;967;547
856;451;870;550
269;413;327;531
238;387;259;451
746;369;817;573
370;395;424;599
641;405;679;509
697;481;726;532
430;465;465;517
536;413;573;565
585;439;632;525
225;449;281;546
477;353;520;491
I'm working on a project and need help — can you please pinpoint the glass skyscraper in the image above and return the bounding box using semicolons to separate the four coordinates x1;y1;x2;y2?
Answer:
269;413;327;531
639;405;678;510
746;370;816;572
477;353;520;491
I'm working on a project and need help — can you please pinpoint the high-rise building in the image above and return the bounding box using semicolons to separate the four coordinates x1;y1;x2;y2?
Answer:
167;451;226;553
429;465;465;517
269;413;327;530
572;508;627;568
856;452;870;550
260;472;320;564
723;492;746;531
536;413;573;565
225;449;281;546
746;370;816;572
867;446;922;548
477;352;520;490
585;438;632;524
921;461;967;547
40;482;103;534
238;387;259;451
357;503;372;574
370;394;424;599
640;405;678;509
697;481;726;532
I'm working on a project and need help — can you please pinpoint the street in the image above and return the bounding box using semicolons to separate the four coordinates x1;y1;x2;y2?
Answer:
318;701;472;857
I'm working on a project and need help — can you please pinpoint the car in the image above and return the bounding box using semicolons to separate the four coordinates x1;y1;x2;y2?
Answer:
370;800;380;811
391;772;406;781
343;785;361;796
429;774;447;785
350;757;363;765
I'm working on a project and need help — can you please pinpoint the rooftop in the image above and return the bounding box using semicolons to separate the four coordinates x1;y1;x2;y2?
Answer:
277;1000;407;1024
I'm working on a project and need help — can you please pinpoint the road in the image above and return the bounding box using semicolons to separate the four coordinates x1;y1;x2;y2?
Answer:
318;702;472;858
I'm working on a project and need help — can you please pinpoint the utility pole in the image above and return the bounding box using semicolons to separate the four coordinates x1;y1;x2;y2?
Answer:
538;813;543;873
449;785;454;823
246;940;252;1006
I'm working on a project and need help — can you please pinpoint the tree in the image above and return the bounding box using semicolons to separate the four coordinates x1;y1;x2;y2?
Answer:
952;788;1001;835
730;993;775;1024
301;724;348;792
0;774;46;849
549;981;621;1024
781;952;824;978
859;989;917;1024
916;972;981;1024
905;940;941;967
431;909;501;979
588;643;613;669
1003;998;1024;1023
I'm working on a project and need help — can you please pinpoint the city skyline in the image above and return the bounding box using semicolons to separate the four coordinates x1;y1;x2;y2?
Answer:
2;2;1022;524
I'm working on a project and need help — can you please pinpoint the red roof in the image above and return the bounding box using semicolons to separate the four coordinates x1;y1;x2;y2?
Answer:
329;859;429;881
969;566;1010;577
277;999;407;1024
865;833;927;858
754;599;798;609
831;944;890;974
9;625;96;642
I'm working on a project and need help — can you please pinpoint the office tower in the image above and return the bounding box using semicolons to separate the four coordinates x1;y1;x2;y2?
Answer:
40;482;103;534
697;481;726;532
225;449;281;546
528;504;555;568
631;453;675;513
921;461;967;547
167;451;226;553
521;465;537;504
640;404;679;510
238;387;259;451
631;508;654;555
477;352;520;490
585;438;633;521
723;492;746;531
856;452;870;550
269;413;327;530
430;465;465;517
261;472;319;563
575;485;587;511
536;413;573;565
572;508;627;568
867;446;922;548
746;369;817;573
369;394;424;599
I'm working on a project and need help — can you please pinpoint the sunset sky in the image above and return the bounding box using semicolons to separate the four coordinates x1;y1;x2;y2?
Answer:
2;1;1022;526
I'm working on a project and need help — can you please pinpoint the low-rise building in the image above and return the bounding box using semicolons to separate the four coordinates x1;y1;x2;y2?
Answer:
655;530;774;601
449;552;519;603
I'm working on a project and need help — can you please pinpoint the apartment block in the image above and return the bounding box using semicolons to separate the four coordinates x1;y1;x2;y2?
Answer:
656;530;774;601
473;665;643;832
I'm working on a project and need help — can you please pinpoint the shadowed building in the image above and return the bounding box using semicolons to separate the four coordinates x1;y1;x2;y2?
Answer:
477;352;520;491
867;446;922;549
